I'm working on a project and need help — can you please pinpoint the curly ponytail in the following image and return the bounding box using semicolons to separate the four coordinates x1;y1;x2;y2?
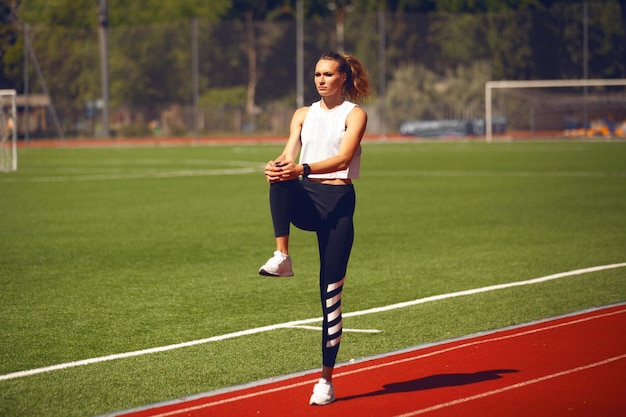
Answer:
318;51;371;103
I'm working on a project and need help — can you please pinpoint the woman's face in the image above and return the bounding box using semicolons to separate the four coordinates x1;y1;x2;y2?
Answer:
314;59;346;98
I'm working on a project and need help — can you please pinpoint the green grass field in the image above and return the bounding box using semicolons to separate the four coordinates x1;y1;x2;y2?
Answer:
1;140;625;416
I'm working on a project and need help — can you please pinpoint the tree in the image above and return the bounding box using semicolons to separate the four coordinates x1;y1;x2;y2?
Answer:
11;0;236;134
222;0;299;125
107;0;231;25
3;0;623;138
0;0;20;90
384;63;439;129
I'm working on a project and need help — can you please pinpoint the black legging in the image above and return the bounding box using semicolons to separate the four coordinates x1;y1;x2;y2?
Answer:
269;178;355;367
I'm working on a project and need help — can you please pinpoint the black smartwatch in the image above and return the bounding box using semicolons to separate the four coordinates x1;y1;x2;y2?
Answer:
302;163;311;178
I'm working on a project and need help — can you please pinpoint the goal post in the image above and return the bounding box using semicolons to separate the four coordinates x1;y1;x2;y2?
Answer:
0;89;17;172
485;79;626;143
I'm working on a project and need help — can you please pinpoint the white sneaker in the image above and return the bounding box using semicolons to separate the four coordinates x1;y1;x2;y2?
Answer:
258;251;294;277
309;378;336;406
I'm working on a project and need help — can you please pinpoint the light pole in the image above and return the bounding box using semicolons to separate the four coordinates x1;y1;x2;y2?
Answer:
328;0;352;54
297;0;304;107
98;0;110;138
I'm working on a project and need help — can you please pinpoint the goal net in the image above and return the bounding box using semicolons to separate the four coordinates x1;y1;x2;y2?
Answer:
485;79;626;142
0;89;17;172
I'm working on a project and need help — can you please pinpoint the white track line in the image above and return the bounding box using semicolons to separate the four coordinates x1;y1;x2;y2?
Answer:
1;263;624;382
367;170;626;178
286;325;382;333
136;378;319;417
342;262;626;319
393;354;626;417
1;167;259;182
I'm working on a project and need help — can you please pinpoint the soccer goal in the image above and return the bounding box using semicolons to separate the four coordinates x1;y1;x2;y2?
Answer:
485;79;626;143
0;89;17;172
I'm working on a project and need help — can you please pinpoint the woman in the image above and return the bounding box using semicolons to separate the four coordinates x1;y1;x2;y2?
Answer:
258;51;370;406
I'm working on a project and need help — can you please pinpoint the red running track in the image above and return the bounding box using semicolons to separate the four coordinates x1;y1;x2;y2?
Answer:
115;304;626;417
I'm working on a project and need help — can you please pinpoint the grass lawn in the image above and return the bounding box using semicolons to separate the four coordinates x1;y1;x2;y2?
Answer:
0;140;624;416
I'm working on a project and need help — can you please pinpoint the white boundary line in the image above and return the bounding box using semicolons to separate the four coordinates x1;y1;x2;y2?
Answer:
286;325;382;333
342;262;626;319
0;167;261;183
1;262;624;382
366;170;626;178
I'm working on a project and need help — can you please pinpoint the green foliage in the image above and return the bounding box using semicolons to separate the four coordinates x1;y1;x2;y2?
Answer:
117;121;152;137
16;0;231;27
1;0;624;138
384;60;491;127
110;0;232;25
441;61;491;117
429;13;487;68
109;21;193;107
23;25;100;116
18;0;97;28
589;0;626;78
427;1;625;79
0;0;20;89
385;62;438;125
200;85;247;106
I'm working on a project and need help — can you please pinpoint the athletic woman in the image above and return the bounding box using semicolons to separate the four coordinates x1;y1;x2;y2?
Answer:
258;51;370;406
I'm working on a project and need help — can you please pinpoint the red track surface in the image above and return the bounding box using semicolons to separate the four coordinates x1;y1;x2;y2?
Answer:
116;304;626;417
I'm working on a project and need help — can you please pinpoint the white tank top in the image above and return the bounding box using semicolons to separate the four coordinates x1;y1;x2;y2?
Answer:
299;100;361;179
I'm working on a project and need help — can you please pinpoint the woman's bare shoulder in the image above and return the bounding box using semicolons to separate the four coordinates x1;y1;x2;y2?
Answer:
291;105;310;123
347;105;367;123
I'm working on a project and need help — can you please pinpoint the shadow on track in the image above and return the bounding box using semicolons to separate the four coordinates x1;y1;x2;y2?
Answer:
339;369;519;402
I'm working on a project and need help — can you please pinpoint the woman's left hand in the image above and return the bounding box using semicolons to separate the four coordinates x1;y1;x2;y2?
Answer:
265;160;297;183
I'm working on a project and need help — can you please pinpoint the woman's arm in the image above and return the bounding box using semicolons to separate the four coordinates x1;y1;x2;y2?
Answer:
265;107;308;183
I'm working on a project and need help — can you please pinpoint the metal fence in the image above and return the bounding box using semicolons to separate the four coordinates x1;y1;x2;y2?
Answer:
17;2;625;140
